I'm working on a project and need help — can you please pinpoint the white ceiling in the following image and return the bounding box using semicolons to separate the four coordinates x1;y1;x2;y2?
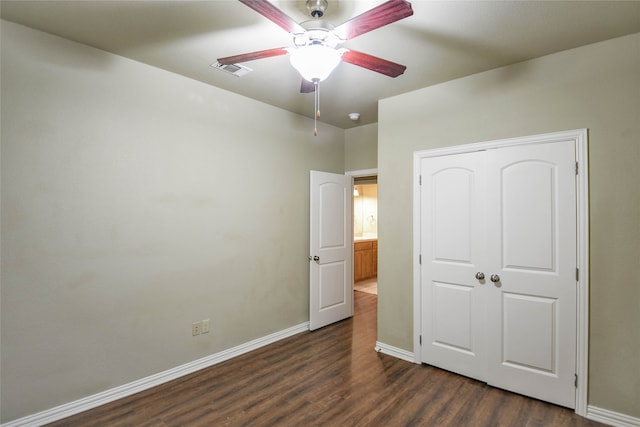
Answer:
2;0;640;129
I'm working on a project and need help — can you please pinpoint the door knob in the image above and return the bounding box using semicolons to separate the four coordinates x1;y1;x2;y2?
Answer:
490;274;500;283
308;255;320;262
475;272;485;280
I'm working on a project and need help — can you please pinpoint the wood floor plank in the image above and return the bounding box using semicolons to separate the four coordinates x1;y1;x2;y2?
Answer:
47;292;604;427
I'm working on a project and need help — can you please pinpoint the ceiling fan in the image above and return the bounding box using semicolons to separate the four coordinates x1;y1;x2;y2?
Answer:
217;0;414;93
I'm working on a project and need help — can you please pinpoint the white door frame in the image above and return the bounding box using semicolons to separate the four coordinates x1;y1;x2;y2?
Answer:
412;129;589;416
346;168;379;178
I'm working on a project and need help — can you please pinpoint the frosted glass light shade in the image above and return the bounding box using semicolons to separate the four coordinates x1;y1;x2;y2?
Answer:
289;45;341;82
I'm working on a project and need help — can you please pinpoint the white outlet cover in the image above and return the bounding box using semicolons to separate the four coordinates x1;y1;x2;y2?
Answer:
192;321;202;336
202;319;210;334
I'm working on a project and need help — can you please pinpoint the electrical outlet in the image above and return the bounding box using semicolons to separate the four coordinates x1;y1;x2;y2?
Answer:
202;319;210;334
192;321;202;336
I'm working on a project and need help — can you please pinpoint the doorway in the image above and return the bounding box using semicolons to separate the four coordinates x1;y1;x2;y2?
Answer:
350;172;378;296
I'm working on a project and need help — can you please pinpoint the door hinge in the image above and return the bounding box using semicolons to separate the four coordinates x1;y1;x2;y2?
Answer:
419;335;422;345
576;162;579;175
575;374;578;388
419;174;423;185
576;268;579;281
419;254;422;265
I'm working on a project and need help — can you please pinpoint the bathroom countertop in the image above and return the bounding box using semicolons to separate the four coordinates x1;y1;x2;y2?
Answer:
354;236;377;242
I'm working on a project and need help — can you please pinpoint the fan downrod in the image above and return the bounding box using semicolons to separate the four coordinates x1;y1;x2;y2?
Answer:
306;0;328;18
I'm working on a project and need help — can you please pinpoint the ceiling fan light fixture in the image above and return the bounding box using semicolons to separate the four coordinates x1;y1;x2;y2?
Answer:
289;44;341;83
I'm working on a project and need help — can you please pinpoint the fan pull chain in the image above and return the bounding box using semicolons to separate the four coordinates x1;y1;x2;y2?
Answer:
314;81;319;136
316;81;321;119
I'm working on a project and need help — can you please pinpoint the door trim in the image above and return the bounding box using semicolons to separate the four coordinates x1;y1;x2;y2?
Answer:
346;168;378;178
412;129;589;416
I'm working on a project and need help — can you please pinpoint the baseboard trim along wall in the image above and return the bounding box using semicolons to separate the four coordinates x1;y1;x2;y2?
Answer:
374;341;415;363
587;406;640;427
2;322;310;427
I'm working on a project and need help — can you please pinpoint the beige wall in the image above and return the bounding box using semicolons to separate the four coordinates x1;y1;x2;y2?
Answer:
0;21;345;422
378;33;640;417
345;123;378;172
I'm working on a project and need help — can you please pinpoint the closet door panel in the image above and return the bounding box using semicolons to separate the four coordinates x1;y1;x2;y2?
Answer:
485;141;577;409
502;292;556;373
501;161;556;271
420;152;487;381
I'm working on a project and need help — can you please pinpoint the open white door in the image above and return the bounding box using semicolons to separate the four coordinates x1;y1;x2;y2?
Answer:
309;170;353;331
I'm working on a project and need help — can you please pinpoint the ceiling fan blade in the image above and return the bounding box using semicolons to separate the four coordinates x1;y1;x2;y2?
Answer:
334;0;413;40
341;50;407;77
239;0;306;34
217;48;289;65
300;79;316;93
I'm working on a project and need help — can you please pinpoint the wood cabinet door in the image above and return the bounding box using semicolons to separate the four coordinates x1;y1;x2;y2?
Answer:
354;250;365;282
354;241;376;282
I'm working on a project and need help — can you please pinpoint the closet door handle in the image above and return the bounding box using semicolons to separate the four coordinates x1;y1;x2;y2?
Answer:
475;272;485;280
490;274;500;283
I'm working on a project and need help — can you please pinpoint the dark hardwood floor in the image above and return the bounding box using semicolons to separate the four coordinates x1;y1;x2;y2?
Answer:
49;292;604;426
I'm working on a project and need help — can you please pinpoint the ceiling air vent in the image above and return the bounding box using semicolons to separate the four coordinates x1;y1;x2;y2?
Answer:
212;62;252;77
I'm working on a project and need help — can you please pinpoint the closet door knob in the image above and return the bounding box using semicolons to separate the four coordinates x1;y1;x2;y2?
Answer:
490;274;500;283
475;272;485;280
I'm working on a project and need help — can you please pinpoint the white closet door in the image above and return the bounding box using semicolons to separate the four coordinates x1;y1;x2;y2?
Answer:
419;140;577;409
485;141;577;408
420;151;488;380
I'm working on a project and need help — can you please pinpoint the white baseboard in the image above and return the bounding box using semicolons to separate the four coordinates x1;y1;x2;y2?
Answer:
587;406;640;427
2;322;310;427
374;341;416;363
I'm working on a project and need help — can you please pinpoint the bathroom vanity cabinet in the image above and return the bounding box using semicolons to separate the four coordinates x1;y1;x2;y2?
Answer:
354;239;377;282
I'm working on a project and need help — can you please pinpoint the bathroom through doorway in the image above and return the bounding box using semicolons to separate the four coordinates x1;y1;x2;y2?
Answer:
353;174;377;296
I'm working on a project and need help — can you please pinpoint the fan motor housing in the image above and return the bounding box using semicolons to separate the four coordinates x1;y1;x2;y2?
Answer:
294;20;340;48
